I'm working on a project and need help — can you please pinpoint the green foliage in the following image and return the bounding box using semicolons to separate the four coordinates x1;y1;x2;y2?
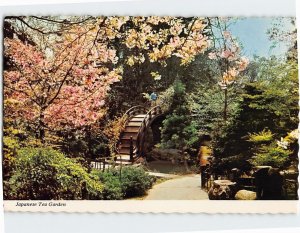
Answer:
103;114;128;157
250;143;292;168
92;169;123;200
248;129;274;144
120;166;154;198
92;166;154;199
2;122;36;180
7;147;103;200
213;59;298;171
156;85;175;112
3;135;19;179
59;127;111;168
160;80;199;153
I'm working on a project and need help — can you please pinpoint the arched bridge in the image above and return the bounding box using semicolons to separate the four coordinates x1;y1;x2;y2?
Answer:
92;105;162;169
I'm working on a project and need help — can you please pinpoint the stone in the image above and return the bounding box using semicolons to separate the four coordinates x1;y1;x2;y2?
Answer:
235;190;257;200
208;180;236;200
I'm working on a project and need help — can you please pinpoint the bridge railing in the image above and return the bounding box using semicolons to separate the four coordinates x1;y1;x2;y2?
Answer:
134;105;162;158
115;105;148;155
124;105;147;118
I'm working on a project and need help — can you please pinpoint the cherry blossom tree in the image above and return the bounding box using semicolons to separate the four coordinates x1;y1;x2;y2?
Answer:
4;16;226;143
4;27;121;142
207;17;249;121
5;16;211;112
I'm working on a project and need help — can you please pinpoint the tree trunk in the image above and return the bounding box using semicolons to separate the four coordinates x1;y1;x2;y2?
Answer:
38;108;46;143
223;88;228;122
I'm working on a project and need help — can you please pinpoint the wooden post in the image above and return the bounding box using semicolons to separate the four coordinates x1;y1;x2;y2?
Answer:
130;136;134;162
102;159;105;172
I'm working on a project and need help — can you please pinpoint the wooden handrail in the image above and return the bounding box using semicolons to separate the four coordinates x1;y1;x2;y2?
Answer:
134;105;162;157
124;105;147;117
115;105;148;154
94;105;162;170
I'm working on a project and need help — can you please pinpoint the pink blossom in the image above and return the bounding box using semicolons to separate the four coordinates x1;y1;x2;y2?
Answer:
236;56;249;71
223;31;231;39
208;52;217;59
221;49;234;60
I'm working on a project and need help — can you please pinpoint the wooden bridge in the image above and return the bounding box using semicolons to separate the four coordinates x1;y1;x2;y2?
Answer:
91;105;162;170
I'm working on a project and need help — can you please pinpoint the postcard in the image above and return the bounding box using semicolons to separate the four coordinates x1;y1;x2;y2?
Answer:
2;15;298;213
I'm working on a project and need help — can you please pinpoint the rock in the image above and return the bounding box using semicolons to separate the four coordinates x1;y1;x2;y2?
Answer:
208;180;236;200
235;190;257;200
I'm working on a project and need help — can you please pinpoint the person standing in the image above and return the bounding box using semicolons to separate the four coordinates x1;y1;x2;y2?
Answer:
150;91;158;106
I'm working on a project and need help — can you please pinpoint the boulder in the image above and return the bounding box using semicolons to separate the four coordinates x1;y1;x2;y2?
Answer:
235;190;257;200
208;180;236;200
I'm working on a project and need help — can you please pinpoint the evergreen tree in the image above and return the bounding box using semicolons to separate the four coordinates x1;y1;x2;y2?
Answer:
160;80;199;155
213;60;298;171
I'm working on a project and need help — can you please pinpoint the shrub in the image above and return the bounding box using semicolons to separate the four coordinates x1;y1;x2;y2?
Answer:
92;166;154;199
103;115;128;156
92;169;123;200
247;129;274;144
7;147;103;200
120;166;154;198
250;143;292;168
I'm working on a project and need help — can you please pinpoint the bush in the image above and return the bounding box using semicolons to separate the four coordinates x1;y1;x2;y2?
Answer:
92;166;154;199
120;166;154;198
92;169;123;200
247;130;293;168
250;143;291;168
248;129;274;144
7;147;103;200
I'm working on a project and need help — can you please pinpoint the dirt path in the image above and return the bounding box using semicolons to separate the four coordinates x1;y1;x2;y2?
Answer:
145;174;208;200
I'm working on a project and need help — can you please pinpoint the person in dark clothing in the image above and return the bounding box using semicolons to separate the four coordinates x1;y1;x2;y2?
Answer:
254;166;270;200
263;168;283;200
254;166;284;200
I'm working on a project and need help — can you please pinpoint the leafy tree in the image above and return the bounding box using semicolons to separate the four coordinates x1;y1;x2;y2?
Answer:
4;36;121;142
206;17;249;121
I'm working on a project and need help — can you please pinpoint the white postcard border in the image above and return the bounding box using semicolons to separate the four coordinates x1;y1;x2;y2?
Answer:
4;200;298;213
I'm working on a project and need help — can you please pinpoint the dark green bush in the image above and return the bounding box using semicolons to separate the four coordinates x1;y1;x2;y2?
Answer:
7;147;103;200
92;169;123;200
120;166;154;198
92;166;154;199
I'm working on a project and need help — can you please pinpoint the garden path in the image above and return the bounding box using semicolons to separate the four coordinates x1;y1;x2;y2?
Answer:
145;174;208;200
